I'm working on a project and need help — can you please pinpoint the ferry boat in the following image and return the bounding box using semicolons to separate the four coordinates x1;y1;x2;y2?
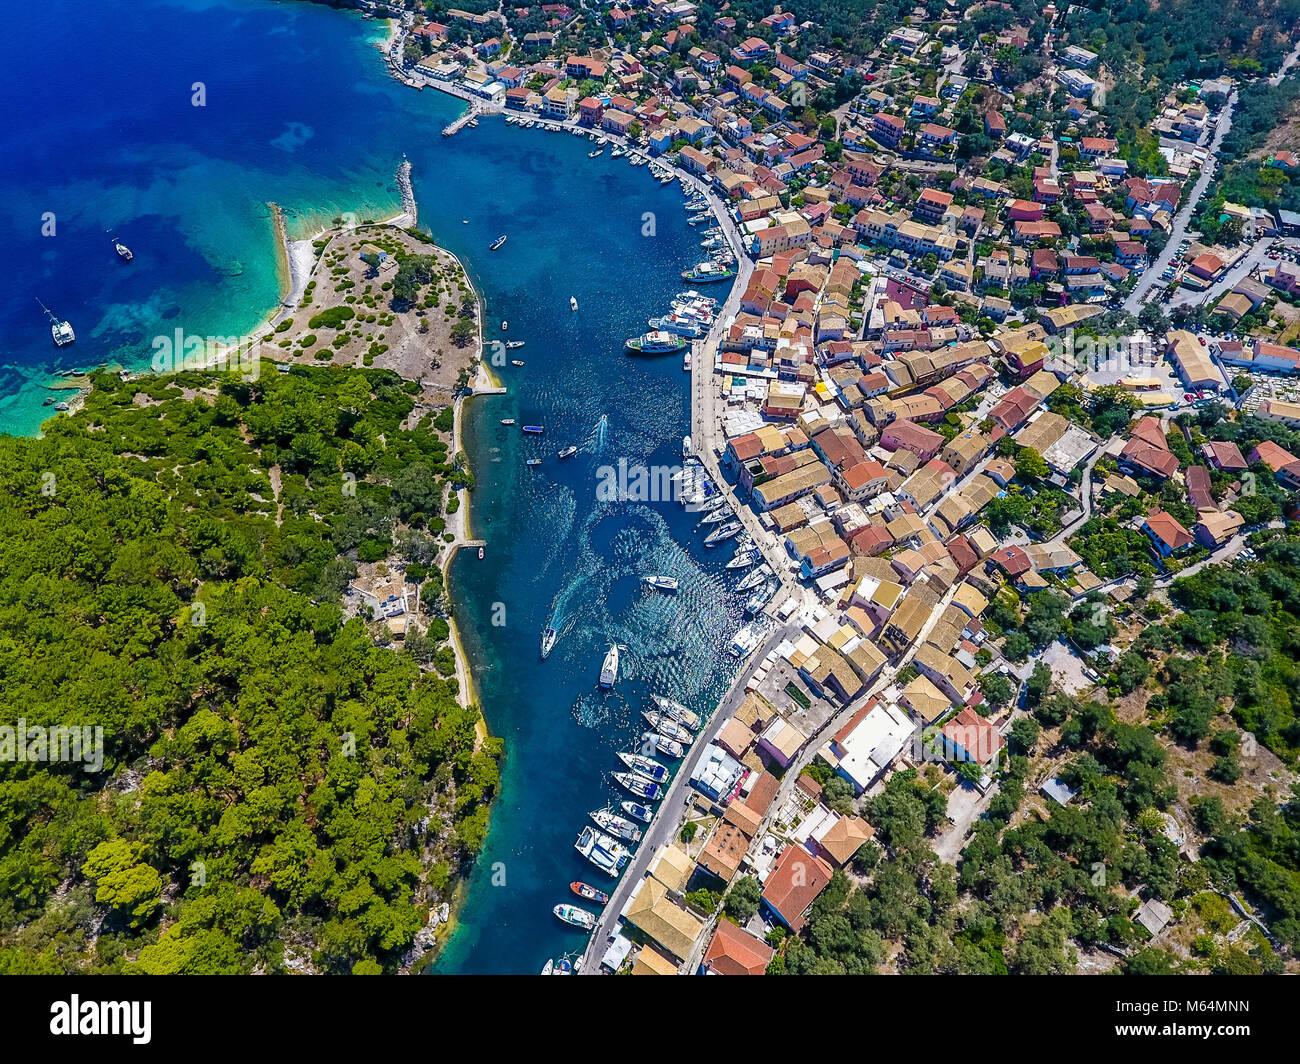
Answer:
540;626;557;659
641;711;693;745
704;521;742;546
651;695;701;731
37;300;75;347
522;425;545;434
622;801;654;824
642;731;685;759
570;296;579;311
526;458;543;467
571;881;610;906
500;418;516;426
575;826;631;877
626;330;687;354
682;261;736;282
617;752;669;783
745;580;778;615
642;575;678;591
558;445;579;459
553;903;596;930
737;564;773;592
648;314;704;338
590;806;644;843
599;643;620;688
612;771;663;801
489;234;507;251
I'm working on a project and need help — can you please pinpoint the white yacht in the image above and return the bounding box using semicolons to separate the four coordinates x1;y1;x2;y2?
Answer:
599;643;620;688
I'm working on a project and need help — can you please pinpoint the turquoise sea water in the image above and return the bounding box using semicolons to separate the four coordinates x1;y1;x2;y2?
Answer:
2;0;747;973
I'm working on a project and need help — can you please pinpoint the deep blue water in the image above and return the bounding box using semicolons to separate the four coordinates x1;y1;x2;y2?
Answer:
1;0;747;974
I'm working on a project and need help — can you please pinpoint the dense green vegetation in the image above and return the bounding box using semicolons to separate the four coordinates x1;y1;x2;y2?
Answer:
0;365;496;974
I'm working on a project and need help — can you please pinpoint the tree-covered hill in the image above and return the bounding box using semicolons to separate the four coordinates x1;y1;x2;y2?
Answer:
0;365;496;974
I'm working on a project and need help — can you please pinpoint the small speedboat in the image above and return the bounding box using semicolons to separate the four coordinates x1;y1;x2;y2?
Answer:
478;546;485;560
526;458;542;467
511;359;525;366
570;296;578;311
501;320;508;331
522;425;544;434
558;446;578;459
505;340;525;349
571;881;610;906
500;418;516;425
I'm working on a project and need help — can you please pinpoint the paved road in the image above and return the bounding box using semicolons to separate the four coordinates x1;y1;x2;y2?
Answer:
1123;94;1236;311
578;624;792;973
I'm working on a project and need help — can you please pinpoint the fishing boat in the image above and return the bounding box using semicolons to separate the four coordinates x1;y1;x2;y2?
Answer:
642;575;678;591
522;425;545;434
642;711;693;744
617;752;669;783
37;300;74;347
553;903;596;930
745;580;778;615
651;695;701;731
570;296;578;311
621;801;654;823
599;643;619;688
703;520;742;546
737;564;773;592
571;881;610;906
489;234;507;251
682;261;736;282
511;359;525;366
626;330;687;354
558;445;579;459
540;626;557;659
526;458;543;467
500;418;516;426
612;771;664;801
642;731;685;759
574;826;631;877
590;807;643;843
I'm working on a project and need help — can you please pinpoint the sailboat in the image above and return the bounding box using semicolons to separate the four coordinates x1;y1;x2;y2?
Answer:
599;643;620;688
37;299;74;346
541;626;557;659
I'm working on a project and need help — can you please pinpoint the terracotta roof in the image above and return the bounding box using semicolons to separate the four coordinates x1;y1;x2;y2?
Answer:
761;845;833;932
703;918;774;975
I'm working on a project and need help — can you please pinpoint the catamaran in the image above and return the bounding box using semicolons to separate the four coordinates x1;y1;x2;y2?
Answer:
651;695;701;731
37;300;74;347
642;731;685;759
621;801;653;824
642;575;679;591
704;520;743;546
599;643;620;688
590;806;643;843
575;826;631;876
616;752;668;783
540;626;557;659
571;881;610;905
612;771;663;801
